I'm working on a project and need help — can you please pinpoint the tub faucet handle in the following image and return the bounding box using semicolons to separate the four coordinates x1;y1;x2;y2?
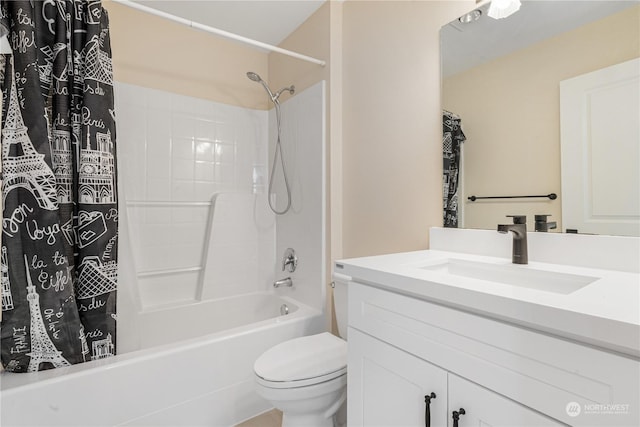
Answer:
282;248;297;272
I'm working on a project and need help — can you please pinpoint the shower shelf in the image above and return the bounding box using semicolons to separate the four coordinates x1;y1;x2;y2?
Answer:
126;200;212;207
137;266;202;278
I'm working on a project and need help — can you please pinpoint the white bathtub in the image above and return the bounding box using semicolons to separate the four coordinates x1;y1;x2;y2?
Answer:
0;292;324;427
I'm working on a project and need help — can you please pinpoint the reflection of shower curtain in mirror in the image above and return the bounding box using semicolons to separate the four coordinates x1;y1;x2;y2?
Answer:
443;111;466;227
0;0;118;372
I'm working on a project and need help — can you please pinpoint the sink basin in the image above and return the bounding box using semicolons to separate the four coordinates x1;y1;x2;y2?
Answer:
420;259;599;294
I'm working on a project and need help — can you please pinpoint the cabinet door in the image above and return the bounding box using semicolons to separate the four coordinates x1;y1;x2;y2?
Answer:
448;374;563;427
348;328;448;427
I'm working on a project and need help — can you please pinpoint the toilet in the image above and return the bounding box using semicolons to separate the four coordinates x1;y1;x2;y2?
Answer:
253;277;349;427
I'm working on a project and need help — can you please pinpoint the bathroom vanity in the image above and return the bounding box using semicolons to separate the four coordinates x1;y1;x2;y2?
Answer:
336;228;640;426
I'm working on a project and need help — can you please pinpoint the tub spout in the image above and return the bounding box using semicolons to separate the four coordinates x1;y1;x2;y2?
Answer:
273;277;293;288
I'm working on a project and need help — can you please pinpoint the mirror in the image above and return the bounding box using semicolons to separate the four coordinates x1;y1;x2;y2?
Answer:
441;1;640;236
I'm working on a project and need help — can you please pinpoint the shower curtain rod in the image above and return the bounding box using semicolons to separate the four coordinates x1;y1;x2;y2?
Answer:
111;0;326;67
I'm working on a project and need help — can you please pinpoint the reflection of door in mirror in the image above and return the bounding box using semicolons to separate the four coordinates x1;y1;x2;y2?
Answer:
441;2;640;235
560;58;640;237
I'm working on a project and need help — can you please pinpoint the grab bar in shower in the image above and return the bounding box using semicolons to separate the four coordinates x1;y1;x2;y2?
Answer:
195;193;220;301
128;197;218;287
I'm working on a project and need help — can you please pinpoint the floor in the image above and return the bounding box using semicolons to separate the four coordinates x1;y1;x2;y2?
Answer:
236;409;283;427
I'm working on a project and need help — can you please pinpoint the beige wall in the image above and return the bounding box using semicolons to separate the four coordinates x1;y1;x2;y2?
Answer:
443;6;640;232
268;2;331;98
268;2;337;330
341;0;475;258
103;1;270;109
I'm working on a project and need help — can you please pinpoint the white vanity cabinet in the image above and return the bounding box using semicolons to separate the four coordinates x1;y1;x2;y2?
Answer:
349;329;561;427
447;374;562;427
347;281;640;427
348;328;448;426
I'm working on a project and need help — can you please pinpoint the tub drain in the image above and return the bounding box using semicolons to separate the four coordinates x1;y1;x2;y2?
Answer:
280;304;289;316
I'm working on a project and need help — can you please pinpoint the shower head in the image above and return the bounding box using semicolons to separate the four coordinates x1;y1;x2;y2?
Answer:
247;71;294;104
247;71;275;100
245;72;294;214
246;71;262;82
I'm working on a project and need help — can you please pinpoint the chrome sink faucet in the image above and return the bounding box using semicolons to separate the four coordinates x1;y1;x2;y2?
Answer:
497;215;528;265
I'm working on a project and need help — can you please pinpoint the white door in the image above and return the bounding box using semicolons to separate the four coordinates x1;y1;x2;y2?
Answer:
348;328;448;427
560;58;640;236
448;374;563;427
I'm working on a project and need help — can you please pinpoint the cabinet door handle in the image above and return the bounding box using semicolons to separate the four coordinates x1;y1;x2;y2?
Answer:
452;408;466;427
424;392;436;427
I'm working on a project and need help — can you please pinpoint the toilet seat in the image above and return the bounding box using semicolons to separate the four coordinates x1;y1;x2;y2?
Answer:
256;366;347;389
254;332;347;389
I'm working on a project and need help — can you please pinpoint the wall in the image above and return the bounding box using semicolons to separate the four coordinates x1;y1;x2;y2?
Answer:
115;82;273;314
341;0;475;258
443;5;640;231
268;3;333;318
271;82;326;312
268;2;331;98
103;1;270;109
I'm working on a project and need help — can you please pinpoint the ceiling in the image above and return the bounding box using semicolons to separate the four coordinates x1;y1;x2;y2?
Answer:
441;0;639;77
132;0;326;46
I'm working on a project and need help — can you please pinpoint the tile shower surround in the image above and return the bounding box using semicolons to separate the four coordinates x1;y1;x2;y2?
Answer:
115;82;273;308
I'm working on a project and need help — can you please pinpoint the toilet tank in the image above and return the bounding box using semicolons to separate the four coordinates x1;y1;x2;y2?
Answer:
332;273;350;340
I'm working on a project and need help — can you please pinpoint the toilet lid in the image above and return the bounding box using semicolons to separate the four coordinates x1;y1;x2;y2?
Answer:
254;332;347;382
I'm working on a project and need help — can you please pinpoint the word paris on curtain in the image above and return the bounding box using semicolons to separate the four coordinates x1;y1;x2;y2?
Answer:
0;0;118;372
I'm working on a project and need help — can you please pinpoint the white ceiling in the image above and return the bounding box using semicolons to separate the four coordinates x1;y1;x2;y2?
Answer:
442;0;639;77
132;0;326;46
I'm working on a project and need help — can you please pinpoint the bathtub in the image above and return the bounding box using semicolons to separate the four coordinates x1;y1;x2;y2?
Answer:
0;292;324;427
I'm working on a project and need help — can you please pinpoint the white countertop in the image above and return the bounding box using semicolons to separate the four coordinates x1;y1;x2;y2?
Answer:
336;250;640;358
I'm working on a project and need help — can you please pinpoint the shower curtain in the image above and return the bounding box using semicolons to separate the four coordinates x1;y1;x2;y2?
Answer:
0;0;117;372
443;110;466;227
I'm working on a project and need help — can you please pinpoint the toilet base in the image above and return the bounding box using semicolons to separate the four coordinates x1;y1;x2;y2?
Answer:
256;376;347;427
282;413;335;427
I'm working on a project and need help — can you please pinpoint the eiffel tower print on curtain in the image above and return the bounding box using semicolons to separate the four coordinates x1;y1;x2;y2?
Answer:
2;57;58;211
0;0;118;373
24;256;71;372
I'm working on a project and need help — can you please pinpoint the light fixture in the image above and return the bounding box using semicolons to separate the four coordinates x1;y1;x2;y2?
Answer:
458;9;482;24
487;0;521;20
